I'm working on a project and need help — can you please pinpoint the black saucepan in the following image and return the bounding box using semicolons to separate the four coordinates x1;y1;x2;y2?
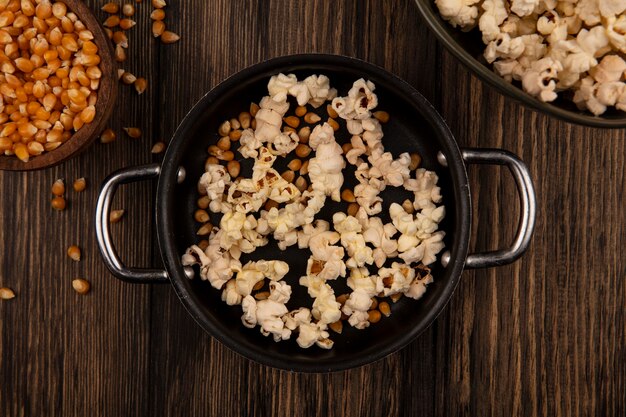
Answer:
96;54;536;372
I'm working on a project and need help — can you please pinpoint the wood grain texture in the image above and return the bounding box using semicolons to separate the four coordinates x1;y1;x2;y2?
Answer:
1;0;625;416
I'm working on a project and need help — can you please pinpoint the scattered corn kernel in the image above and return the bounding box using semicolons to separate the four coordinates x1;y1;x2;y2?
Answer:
160;31;179;44
197;223;213;235
150;9;165;20
300;159;309;175
100;128;116;144
341;189;355;203
52;179;65;196
378;301;391;317
51;196;66;211
283;116;300;128
119;18;136;30
73;178;87;192
0;287;15;300
67;245;81;261
327;104;338;118
152;20;165;37
110;209;125;223
402;199;414;214
217;136;231;151
101;3;119;13
151;141;166;154
194;209;210;223
123;127;142;138
297;126;311;143
227;160;240;177
347;202;359;216
238;112;251;129
254;291;270;301
72;278;90;294
197;196;210;209
327;117;339;131
373;111;390;123
218;120;231;136
304;112;321;124
409;152;422;170
295;106;307;117
329;321;343;334
134;78;147;94
368;310;382;323
122;3;135;16
287;159;302;171
295;176;307;192
295;144;311;158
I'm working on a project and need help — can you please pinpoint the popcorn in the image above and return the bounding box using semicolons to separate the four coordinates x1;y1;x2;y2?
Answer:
435;0;481;28
222;279;243;306
199;164;231;202
307;124;345;201
184;74;447;350
435;0;626;115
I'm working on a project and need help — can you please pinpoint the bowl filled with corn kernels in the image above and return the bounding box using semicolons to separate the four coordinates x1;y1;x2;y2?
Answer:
0;0;117;171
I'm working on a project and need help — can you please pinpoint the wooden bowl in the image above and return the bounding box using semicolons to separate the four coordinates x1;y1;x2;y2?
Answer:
0;0;117;171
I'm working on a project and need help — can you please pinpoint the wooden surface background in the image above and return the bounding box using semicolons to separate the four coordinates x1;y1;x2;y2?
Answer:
1;0;625;416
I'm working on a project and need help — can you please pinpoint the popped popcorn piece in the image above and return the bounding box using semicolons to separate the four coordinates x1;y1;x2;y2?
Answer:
267;73;298;102
521;57;563;102
268;280;292;303
605;15;626;54
182;239;241;289
243;296;291;342
307;124;345;201
511;0;540;17
297;321;333;349
308;231;347;280
479;0;509;42
303;74;337;108
379;262;416;296
331;79;378;120
199;164;231;202
238;128;263;159
222;279;243;305
406;267;435;300
311;283;342;324
590;55;626;82
435;0;481;28
342;287;373;329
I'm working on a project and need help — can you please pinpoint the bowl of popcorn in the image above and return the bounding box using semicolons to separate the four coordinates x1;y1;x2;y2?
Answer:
0;0;117;171
95;54;537;372
414;0;626;127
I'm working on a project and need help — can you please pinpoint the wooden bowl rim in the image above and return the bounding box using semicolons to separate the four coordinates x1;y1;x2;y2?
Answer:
0;0;118;171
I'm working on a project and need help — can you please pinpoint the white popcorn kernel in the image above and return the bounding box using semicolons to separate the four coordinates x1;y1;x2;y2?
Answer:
521;57;563;102
222;279;243;305
435;0;481;28
307;126;345;201
267;73;298;102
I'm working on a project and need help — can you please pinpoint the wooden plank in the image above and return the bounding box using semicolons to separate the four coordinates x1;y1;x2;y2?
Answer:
0;0;160;414
437;51;626;417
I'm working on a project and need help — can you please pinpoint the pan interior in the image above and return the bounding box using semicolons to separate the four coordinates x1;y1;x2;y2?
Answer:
159;56;469;372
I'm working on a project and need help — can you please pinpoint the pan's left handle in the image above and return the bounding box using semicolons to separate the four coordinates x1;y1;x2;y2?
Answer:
95;164;170;283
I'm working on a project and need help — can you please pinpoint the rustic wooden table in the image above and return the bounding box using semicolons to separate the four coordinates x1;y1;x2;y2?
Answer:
1;0;625;416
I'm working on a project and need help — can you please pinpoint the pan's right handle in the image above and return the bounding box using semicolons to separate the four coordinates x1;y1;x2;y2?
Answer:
439;148;536;269
95;164;169;283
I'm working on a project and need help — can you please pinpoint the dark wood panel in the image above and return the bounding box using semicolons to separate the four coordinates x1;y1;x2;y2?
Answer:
0;0;624;416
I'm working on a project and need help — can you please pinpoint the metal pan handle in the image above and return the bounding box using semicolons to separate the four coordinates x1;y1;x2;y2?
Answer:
95;164;169;283
442;148;536;269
